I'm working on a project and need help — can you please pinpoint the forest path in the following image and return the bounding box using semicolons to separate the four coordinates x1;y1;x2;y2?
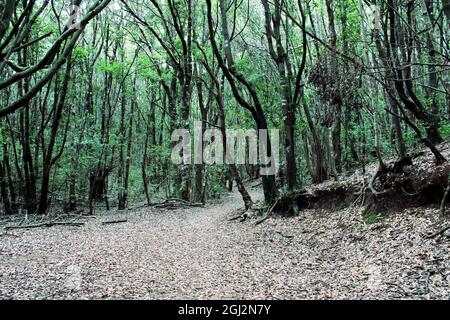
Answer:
0;182;448;299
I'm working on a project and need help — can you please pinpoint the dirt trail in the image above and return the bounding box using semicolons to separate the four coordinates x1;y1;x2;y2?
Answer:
0;184;448;299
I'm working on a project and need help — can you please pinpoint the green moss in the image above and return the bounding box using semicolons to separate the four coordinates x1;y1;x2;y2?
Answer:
363;208;381;225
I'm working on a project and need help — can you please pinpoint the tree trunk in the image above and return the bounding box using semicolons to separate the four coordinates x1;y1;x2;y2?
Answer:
194;71;208;203
201;59;253;210
208;0;278;204
118;83;127;210
424;0;442;144
0;160;12;214
371;2;407;160
19;45;37;214
37;57;72;214
261;0;297;190
325;0;342;174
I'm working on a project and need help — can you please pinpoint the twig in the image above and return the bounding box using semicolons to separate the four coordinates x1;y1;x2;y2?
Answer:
128;204;148;211
251;182;263;189
0;232;19;238
102;219;127;225
4;221;84;230
440;178;449;215
276;231;294;239
424;226;450;239
153;199;204;209
424;271;431;294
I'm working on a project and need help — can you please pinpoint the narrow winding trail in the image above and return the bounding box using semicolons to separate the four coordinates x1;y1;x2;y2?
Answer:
0;184;448;299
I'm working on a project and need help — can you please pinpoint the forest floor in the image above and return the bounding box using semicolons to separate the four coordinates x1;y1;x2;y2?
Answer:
0;177;448;299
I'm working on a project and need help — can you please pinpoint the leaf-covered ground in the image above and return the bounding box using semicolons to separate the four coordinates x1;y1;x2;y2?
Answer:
0;184;448;300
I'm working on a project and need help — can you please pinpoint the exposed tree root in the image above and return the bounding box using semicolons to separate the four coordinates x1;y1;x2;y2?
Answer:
229;206;260;223
255;200;279;225
368;170;382;196
269;152;449;216
228;208;248;221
